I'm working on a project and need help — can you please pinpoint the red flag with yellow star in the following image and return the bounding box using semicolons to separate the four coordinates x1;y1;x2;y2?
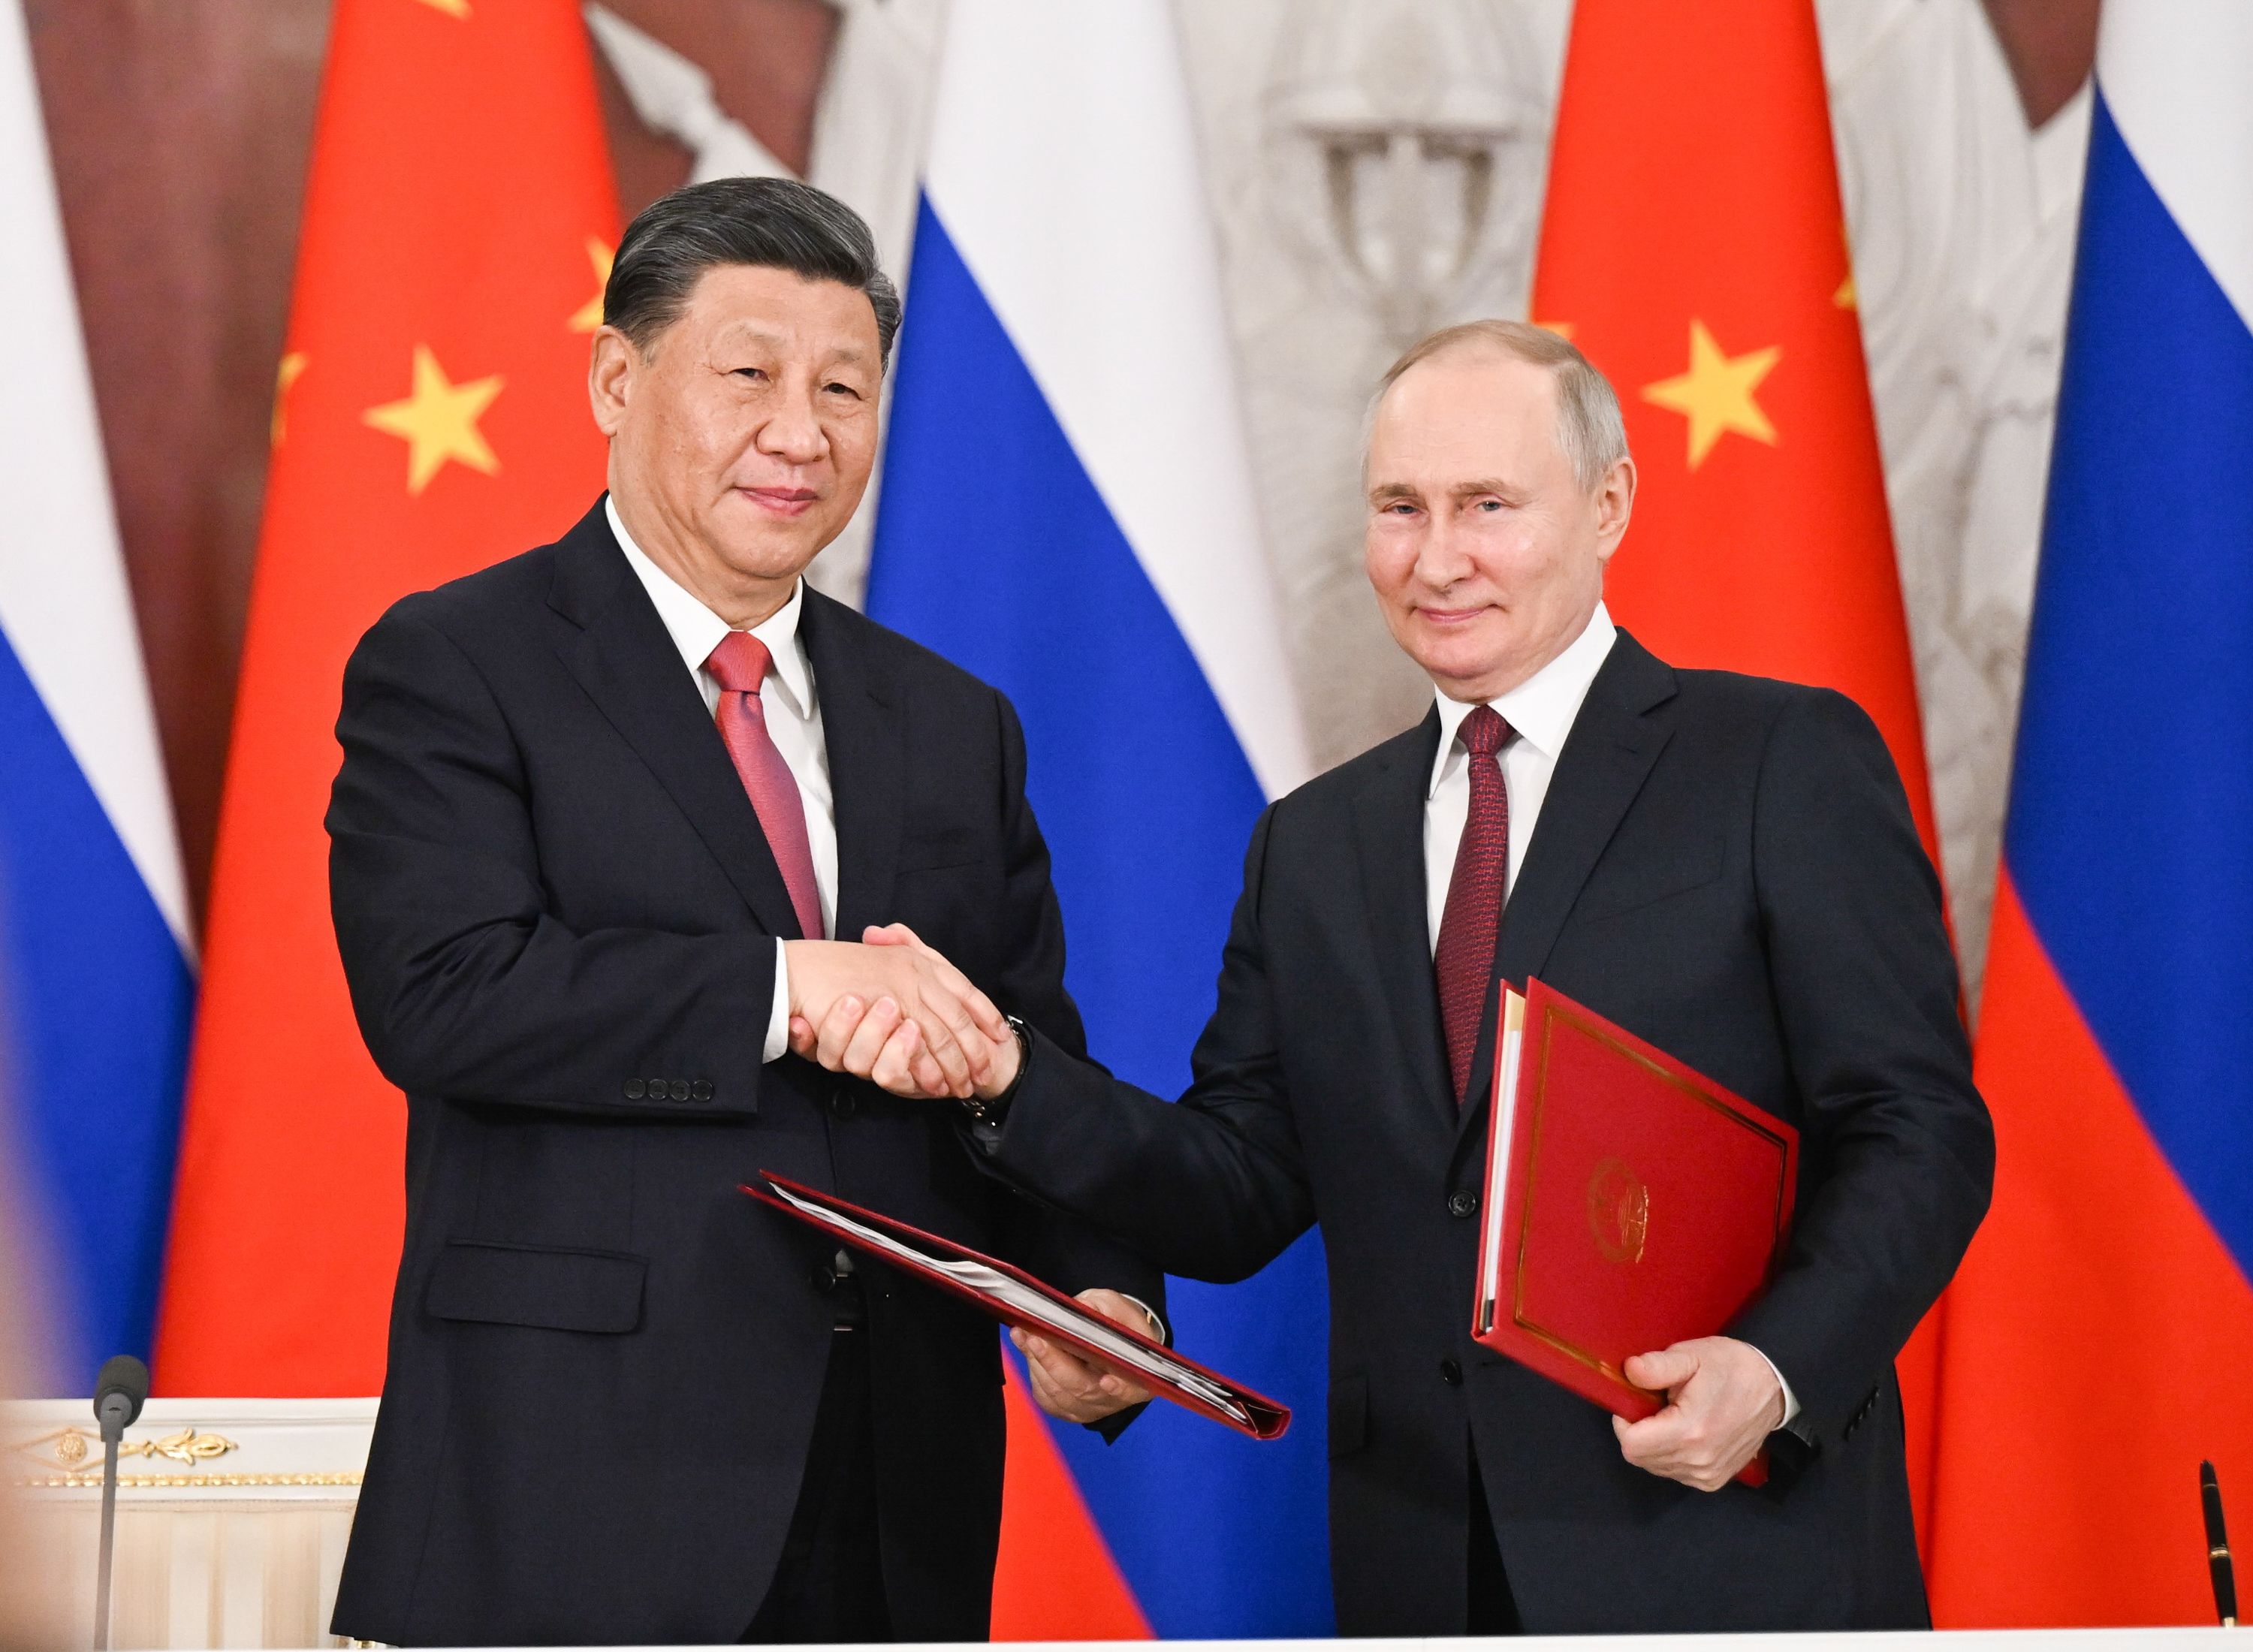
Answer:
1530;0;1949;1543
154;0;617;1393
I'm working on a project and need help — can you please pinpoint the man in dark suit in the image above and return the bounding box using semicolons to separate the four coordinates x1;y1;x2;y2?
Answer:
803;320;1995;1633
325;178;1163;1647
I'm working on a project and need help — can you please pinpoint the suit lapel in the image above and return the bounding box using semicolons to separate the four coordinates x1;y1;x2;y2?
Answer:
797;589;903;940
1353;707;1454;1129
545;501;805;939
1451;631;1680;1156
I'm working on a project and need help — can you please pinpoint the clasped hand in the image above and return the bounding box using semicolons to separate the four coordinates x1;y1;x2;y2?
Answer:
786;927;1147;1420
786;924;1019;1100
781;926;1013;1099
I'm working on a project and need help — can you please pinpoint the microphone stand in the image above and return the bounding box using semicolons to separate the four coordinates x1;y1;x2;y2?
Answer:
89;1355;148;1652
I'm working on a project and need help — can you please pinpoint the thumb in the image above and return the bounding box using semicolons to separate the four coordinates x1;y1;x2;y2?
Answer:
1624;1346;1699;1395
862;923;916;949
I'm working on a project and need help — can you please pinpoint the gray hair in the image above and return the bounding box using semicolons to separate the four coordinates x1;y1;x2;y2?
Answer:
602;176;901;365
1368;320;1629;493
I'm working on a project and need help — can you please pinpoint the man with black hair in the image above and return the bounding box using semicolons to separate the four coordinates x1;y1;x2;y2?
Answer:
327;177;1163;1647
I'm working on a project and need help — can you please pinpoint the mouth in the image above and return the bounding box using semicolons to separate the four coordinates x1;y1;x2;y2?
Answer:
737;485;822;519
1416;603;1491;627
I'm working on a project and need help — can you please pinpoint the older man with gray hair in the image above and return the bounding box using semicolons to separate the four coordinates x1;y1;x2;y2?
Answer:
806;319;1994;1633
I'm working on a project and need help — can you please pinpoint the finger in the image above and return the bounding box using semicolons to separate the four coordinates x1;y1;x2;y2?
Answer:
839;996;906;1078
908;999;975;1096
868;1023;936;1096
908;1044;953;1099
813;996;866;1070
918;983;996;1085
918;949;1009;1042
787;1015;819;1059
1624;1346;1698;1394
1024;1334;1109;1404
861;924;915;949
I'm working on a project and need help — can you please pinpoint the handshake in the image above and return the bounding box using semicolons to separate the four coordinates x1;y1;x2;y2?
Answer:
782;924;1155;1424
782;923;1019;1101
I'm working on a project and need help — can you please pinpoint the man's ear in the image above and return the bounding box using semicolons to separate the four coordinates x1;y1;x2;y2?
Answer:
1593;455;1636;563
587;326;636;436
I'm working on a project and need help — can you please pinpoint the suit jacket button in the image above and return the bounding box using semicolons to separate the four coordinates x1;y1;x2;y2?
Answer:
1440;1357;1464;1386
668;1079;690;1102
1447;1190;1478;1219
828;1088;858;1119
623;1078;646;1099
810;1262;837;1292
691;1080;714;1102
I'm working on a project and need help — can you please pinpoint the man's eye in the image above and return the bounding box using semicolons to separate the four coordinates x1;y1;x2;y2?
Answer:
1475;499;1503;512
731;367;768;382
824;382;862;399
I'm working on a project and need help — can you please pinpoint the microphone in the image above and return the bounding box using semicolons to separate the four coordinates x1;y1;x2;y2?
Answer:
91;1355;148;1651
2203;1460;2237;1629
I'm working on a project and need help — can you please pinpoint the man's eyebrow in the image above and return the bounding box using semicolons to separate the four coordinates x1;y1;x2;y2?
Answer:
1452;477;1526;500
1367;481;1422;504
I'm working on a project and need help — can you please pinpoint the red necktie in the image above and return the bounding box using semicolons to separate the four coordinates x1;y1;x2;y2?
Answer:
705;631;825;941
1434;705;1514;1105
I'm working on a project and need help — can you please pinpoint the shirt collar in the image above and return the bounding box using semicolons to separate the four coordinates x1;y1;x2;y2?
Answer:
605;494;813;715
1427;601;1618;799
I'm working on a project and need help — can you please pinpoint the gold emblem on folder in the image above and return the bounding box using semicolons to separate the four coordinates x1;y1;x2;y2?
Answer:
1586;1159;1650;1263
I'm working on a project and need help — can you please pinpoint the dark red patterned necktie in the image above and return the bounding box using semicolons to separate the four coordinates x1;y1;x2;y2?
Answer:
705;631;825;941
1434;705;1514;1105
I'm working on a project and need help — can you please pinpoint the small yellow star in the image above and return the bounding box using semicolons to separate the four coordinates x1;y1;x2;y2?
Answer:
1641;319;1781;470
363;345;504;495
409;0;470;17
1534;319;1576;341
270;351;309;446
569;237;615;333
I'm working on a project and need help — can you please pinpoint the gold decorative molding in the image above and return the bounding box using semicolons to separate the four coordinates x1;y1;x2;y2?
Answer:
14;1470;361;1490
12;1426;240;1476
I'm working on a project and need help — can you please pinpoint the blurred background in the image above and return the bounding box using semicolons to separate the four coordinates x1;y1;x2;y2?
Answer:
24;0;2093;999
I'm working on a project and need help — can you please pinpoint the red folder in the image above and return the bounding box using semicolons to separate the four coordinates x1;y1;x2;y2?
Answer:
1471;979;1798;1486
745;1171;1290;1440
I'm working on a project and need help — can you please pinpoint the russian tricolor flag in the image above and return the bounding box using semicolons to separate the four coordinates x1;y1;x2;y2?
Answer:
1927;0;2253;1626
864;2;1328;1635
0;0;195;1391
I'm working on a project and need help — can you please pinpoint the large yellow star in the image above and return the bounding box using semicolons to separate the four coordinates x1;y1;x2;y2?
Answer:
1640;320;1782;469
410;0;470;17
363;345;504;496
569;237;615;333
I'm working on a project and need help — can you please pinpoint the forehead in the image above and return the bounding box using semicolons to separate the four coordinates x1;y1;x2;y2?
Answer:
1368;349;1564;479
671;263;880;357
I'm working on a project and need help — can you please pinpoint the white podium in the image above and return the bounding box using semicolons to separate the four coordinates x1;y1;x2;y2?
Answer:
4;1397;376;1649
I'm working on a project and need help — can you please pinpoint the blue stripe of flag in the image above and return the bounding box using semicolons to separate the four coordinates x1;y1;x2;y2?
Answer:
866;194;1335;1637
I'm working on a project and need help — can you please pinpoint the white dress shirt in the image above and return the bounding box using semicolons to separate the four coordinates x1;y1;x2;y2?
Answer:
608;497;831;1062
1420;599;1801;1428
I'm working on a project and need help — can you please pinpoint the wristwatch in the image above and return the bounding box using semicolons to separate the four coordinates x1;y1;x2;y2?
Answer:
961;1014;1033;1127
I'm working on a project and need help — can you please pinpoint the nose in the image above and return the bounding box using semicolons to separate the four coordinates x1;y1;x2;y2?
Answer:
756;377;829;467
1413;509;1473;590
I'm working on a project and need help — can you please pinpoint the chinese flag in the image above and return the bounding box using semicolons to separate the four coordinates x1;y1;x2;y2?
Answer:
154;0;617;1393
1531;0;1947;1541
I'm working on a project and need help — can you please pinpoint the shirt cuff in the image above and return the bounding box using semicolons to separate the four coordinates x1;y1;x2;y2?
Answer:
1114;1294;1167;1346
763;938;791;1063
1752;1345;1802;1429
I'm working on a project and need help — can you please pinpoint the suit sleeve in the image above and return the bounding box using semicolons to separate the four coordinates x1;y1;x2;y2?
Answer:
976;794;1319;1286
327;599;776;1118
1726;689;1995;1438
973;691;1169;1313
